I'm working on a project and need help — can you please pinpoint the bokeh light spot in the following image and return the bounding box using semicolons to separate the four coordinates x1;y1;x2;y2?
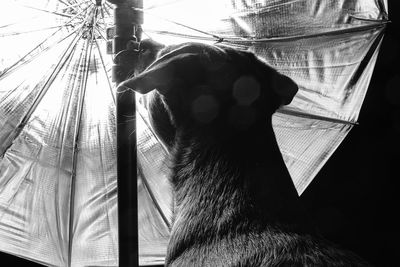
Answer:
191;94;219;123
233;75;260;105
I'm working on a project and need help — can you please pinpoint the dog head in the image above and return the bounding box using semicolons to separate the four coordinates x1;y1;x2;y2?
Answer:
120;40;298;149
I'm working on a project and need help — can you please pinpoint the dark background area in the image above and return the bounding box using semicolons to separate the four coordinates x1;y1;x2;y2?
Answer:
303;2;400;266
1;2;399;266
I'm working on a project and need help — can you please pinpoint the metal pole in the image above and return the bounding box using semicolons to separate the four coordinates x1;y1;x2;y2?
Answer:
105;0;143;266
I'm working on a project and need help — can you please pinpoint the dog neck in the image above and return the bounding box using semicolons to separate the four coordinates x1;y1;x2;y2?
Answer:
166;118;310;261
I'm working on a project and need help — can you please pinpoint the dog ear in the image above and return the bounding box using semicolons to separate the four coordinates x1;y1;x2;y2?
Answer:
273;73;298;106
118;52;204;95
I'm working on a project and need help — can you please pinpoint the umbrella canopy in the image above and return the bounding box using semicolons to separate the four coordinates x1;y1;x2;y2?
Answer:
0;0;387;266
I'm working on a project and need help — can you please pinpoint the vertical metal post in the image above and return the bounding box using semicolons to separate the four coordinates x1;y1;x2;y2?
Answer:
106;0;143;266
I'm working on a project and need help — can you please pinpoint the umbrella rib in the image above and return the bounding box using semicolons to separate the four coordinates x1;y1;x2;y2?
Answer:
57;0;72;7
102;3;111;17
92;5;115;104
99;5;112;32
86;24;113;104
0;15;41;29
137;109;169;155
64;3;94;23
143;18;387;45
21;5;74;18
104;1;114;11
276;109;358;125
95;124;118;258
222;22;389;43
69;0;80;5
94;25;107;41
67;33;95;267
0;23;81;37
60;1;91;12
137;158;171;229
94;38;115;104
144;0;187;10
144;29;221;42
52;39;83;265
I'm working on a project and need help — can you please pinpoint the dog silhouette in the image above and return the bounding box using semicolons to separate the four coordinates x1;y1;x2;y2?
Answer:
120;40;371;267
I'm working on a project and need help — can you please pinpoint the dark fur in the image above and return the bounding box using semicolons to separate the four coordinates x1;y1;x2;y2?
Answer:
121;40;371;266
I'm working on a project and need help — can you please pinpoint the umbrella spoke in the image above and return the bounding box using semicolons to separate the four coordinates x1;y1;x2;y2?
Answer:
104;1;113;10
20;5;75;18
0;15;41;29
103;7;112;18
144;29;219;41
145;0;187;10
137;160;171;229
101;4;112;18
67;30;95;267
0;22;80;37
60;0;91;13
57;0;72;7
94;38;115;104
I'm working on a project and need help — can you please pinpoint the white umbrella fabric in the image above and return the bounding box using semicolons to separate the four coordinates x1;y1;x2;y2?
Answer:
0;0;387;266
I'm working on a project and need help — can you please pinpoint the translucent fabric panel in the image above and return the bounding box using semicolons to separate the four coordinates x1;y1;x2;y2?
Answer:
252;28;384;123
273;112;353;192
0;34;74;154
255;27;384;193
